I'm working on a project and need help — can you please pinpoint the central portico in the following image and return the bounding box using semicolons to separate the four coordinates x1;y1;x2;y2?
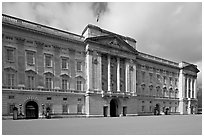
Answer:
83;25;138;117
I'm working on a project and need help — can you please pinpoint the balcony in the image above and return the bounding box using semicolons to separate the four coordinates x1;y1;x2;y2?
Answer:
101;90;131;98
2;86;86;94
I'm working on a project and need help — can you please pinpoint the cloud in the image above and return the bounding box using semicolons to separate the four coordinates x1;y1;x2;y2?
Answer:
2;2;202;86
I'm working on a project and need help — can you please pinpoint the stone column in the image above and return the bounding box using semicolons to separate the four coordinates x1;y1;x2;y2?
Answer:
189;78;191;98
178;69;185;114
97;53;102;91
194;78;197;99
107;55;111;92
125;60;129;92
132;63;137;95
117;57;120;92
86;50;92;92
186;77;189;98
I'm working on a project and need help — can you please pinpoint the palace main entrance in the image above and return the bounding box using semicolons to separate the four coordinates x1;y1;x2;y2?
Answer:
110;98;119;117
25;101;39;119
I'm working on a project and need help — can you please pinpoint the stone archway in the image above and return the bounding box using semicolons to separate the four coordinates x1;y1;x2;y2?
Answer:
25;101;39;119
110;98;120;117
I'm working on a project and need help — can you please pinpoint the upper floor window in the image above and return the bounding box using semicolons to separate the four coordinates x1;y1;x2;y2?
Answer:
45;77;53;89
7;73;15;86
76;77;83;91
45;54;52;67
27;75;35;88
149;73;153;83
157;74;161;83
142;71;145;82
169;77;173;86
6;48;15;62
61;58;68;69
26;51;35;66
175;78;178;87
62;79;69;90
76;61;82;72
163;76;166;84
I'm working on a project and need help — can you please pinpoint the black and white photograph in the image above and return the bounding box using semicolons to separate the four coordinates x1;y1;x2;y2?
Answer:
1;1;202;135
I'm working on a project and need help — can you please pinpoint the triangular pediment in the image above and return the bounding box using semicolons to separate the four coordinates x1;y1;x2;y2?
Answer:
86;35;137;54
183;64;200;73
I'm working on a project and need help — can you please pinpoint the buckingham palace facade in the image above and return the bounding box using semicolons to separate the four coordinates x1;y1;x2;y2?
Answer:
2;14;199;118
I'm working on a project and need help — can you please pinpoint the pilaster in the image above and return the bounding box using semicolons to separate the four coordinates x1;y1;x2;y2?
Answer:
108;55;111;92
117;57;120;92
97;53;102;91
86;50;93;92
132;63;137;95
125;59;129;92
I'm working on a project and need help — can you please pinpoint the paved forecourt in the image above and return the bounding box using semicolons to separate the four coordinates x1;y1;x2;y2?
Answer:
2;115;202;135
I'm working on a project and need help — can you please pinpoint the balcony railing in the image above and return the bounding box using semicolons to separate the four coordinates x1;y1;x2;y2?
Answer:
2;86;86;94
137;94;179;100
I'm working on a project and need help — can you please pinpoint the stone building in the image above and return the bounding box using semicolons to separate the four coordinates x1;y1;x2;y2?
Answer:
2;14;199;118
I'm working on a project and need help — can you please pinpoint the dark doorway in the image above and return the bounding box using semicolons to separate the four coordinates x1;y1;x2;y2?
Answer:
103;106;108;117
25;101;39;119
110;99;118;117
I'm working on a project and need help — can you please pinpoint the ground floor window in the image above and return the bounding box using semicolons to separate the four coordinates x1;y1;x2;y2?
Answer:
77;104;82;113
142;106;145;112
9;104;15;114
62;104;68;113
175;106;178;112
149;106;152;112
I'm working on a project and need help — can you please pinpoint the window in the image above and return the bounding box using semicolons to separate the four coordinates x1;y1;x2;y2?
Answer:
45;77;52;89
169;77;172;86
7;73;15;86
163;76;166;84
149;73;153;83
175;78;178;87
8;95;14;99
142;71;145;82
149;106;152;112
6;48;14;62
45;54;52;67
175;106;177;112
157;74;160;83
77;104;82;113
142;106;145;112
76;79;83;91
63;98;67;101
76;61;82;71
9;104;15;114
62;79;69;90
62;58;68;69
62;104;68;113
28;75;35;88
26;51;35;65
47;97;52;100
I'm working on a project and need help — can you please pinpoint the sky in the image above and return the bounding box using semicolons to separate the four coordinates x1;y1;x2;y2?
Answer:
2;2;202;87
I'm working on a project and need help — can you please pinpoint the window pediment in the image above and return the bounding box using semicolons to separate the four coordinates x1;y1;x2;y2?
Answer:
4;67;17;72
